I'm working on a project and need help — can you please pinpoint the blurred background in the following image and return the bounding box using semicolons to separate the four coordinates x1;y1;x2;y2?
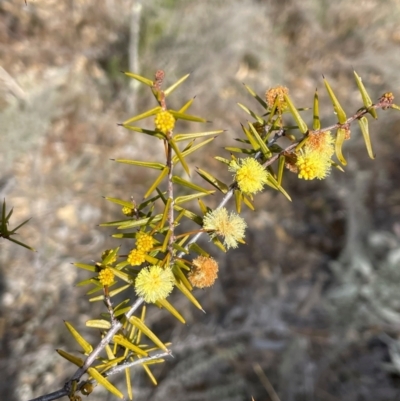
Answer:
1;0;400;400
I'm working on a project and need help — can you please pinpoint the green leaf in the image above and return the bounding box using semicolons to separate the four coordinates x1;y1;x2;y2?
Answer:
89;284;131;302
110;267;133;284
123;71;153;86
113;160;166;170
313;89;320;130
358;116;374;159
188;242;209;256
103;197;136;209
354;71;378;119
224;147;255;155
241;123;262;150
76;278;98;287
237;103;264;124
56;349;84;367
243;195;255;211
174;205;203;225
172;264;192;290
335;128;347;166
234;190;242;214
169;111;207;123
121;125;165;140
88;367;124;399
172;176;213;194
178;97;194;114
143;364;158;385
122;106;162;125
156;298;186;324
173;137;216;162
174;278;203;311
129;316;169;352
126;368;133;400
64;321;93;354
215;156;231;166
323;78;347;124
249;122;272;157
277;155;285;186
113;334;148;356
175;192;213;205
283;94;308;134
86;319;112;330
144;167;170;199
164;73;190;96
242;83;268;108
174;130;224;142
169;140;190;177
5;237;35;251
196;168;229;193
103;247;120;266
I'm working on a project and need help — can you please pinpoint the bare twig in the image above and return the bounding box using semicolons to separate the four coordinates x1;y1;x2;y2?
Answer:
253;363;281;401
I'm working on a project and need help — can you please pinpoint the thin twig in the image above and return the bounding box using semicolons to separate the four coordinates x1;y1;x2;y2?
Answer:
253;363;281;401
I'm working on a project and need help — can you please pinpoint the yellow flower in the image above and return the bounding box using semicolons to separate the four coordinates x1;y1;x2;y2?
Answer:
98;267;115;286
127;248;146;266
135;265;175;303
296;149;332;180
188;256;219;288
265;86;289;112
229;158;269;195
122;206;134;216
305;131;334;158
154;110;175;134
136;232;155;253
203;208;247;249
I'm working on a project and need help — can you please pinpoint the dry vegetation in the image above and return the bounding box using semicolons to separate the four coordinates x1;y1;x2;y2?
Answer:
2;0;400;400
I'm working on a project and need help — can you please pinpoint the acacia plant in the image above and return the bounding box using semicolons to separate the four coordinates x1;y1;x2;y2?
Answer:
28;69;399;401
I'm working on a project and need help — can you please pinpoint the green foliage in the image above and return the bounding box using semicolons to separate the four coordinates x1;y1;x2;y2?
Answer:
0;199;34;251
28;69;400;401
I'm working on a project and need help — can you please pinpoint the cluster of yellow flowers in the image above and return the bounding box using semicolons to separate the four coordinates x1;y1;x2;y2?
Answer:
229;157;269;195
203;207;247;249
127;232;155;266
154;110;175;134
98;267;115;287
295;131;335;180
188;256;219;288
135;265;175;303
265;85;289;112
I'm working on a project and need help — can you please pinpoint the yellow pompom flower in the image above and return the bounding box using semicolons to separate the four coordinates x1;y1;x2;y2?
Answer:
188;256;219;288
98;267;115;286
229;158;269;195
154;110;175;134
295;131;334;180
203;207;247;249
122;206;134;216
296;149;332;180
136;232;155;253
135;265;175;303
127;248;146;266
305;131;334;158
265;86;289;112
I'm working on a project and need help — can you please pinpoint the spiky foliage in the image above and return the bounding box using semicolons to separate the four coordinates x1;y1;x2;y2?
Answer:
41;69;400;401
